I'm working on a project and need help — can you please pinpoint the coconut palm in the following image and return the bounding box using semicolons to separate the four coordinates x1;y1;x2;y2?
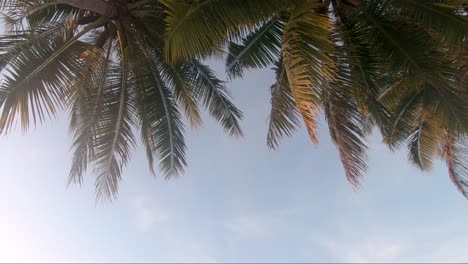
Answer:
0;0;243;200
161;0;468;197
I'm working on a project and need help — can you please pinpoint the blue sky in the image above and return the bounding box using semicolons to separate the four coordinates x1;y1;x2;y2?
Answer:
0;64;467;263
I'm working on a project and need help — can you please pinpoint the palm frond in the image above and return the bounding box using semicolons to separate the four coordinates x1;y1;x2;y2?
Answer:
0;29;94;134
92;63;136;201
130;35;187;177
188;61;244;137
443;131;468;198
68;41;113;185
331;22;391;136
323;47;368;187
134;76;157;176
161;61;203;128
161;0;289;61
0;19;75;70
407;111;444;171
226;16;284;79
4;0;83;30
266;59;300;149
324;86;368;188
281;0;336;144
387;0;468;47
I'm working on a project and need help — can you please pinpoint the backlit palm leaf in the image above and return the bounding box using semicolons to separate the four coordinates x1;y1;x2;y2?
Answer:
161;0;288;62
68;41;113;185
387;0;468;48
266;59;300;149
92;62;136;200
0;25;94;134
188;61;244;137
281;0;335;144
130;35;187;177
443;132;468;198
323;44;368;187
226;16;284;79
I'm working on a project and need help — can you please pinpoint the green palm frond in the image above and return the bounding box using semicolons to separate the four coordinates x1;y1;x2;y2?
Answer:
322;43;369;187
92;63;136;201
134;77;157;176
137;66;187;178
281;0;335;144
68;41;113;185
161;0;289;62
130;35;187;178
0;19;76;70
188;61;244;137
457;47;468;88
324;82;368;188
387;0;468;47
443;131;468;198
5;0;82;30
0;0;466;201
331;22;391;136
406;111;445;171
379;80;425;149
226;16;284;79
124;15;203;128
0;28;95;134
266;59;300;149
160;61;203;128
353;1;466;141
120;25;191;176
354;2;444;75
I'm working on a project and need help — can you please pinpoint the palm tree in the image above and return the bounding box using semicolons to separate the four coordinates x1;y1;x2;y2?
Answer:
0;0;243;201
161;0;468;197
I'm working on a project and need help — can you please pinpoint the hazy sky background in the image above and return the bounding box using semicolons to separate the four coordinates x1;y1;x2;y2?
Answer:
1;63;467;263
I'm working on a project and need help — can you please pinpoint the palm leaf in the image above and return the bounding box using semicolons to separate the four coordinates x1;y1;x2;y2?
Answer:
0;29;94;133
161;0;289;62
92;63;136;201
68;41;113;185
323;44;368;187
161;61;203;128
324;82;368;188
407;111;445;171
266;59;300;149
387;0;468;48
281;0;335;144
188;61;244;137
443;131;468;198
5;0;83;30
130;34;187;177
226;16;284;79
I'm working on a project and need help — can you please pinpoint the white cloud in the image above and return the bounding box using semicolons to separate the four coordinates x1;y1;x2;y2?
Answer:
310;227;468;263
128;195;218;262
226;214;275;238
417;238;468;263
226;208;299;238
159;238;218;263
132;195;169;231
320;237;402;263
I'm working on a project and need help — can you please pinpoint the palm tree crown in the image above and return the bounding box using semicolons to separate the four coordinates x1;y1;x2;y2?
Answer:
0;0;243;200
0;0;466;200
161;0;467;197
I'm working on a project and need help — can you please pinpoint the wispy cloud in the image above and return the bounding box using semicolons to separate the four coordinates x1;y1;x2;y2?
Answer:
309;224;468;263
226;208;299;238
132;195;169;231
226;214;275;238
129;194;218;262
159;238;219;263
317;235;402;262
421;238;468;263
